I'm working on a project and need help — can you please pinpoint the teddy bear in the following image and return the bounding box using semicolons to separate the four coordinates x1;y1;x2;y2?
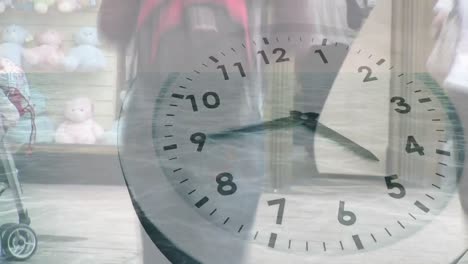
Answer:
57;0;96;13
62;27;106;72
0;0;14;13
33;0;56;14
23;29;64;70
0;25;32;67
55;97;104;144
6;89;55;145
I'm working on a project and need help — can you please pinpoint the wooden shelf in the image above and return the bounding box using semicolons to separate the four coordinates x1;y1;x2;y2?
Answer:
14;143;118;155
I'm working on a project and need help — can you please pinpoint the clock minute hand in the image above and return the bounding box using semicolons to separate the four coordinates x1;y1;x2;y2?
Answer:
208;115;302;139
302;120;380;162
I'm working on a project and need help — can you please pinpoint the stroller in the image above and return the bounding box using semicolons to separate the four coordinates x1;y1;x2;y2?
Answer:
0;58;38;261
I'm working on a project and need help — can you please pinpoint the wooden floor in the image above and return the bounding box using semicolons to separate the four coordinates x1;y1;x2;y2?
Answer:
0;184;142;264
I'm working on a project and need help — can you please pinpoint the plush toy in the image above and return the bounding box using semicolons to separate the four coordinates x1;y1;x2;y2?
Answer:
33;0;56;14
0;0;14;13
23;29;64;70
0;25;32;67
57;0;96;13
63;27;106;72
6;89;55;145
13;0;34;11
55;97;104;144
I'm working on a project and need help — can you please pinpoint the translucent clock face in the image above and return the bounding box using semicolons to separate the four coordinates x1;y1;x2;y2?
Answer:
120;30;463;259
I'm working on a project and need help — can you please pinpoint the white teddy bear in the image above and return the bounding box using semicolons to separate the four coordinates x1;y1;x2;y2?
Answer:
63;27;107;72
55;97;104;144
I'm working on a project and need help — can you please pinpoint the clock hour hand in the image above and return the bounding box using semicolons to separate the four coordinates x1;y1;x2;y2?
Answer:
302;120;380;162
207;111;315;139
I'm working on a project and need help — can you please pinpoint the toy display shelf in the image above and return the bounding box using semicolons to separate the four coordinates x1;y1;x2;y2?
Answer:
0;0;121;131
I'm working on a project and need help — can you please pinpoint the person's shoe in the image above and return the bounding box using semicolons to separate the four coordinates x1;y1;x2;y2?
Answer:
444;54;468;91
0;182;8;196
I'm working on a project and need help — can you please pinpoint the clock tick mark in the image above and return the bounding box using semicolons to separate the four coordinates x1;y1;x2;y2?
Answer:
415;200;430;213
340;241;344;250
439;162;448;166
352;235;364;250
202;63;208;68
306;241;309;251
398;221;406;229
322;38;328;46
179;85;187;89
254;231;259;240
231;48;236;53
188;189;196;195
426;194;435;200
377;59;385;65
166;114;175;117
436;173;445;178
165;135;173;138
357;49;361;54
385;228;392;236
263;37;270;45
389;66;394;70
238;225;244;233
432;184;441;189
173;168;182;173
171;93;184;99
407;81;414;85
289;240;292;249
436;149;451;156
414;90;422;93
221;52;226;57
252;40;256;46
288;36;291;42
165;125;173;127
169;157;177;161
268;233;277;248
195;197;209;208
193;70;200;74
209;56;219;63
186;77;193;81
335;42;338;46
371;233;377;242
242;43;246;48
179;179;188;184
276;37;279;42
439;140;447;143
428;109;436;112
170;104;178;107
398;73;404;77
163;144;177;151
223;217;230;224
368;54;373;59
323;242;327;252
409;213;417;220
419;98;432;103
210;209;217;216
